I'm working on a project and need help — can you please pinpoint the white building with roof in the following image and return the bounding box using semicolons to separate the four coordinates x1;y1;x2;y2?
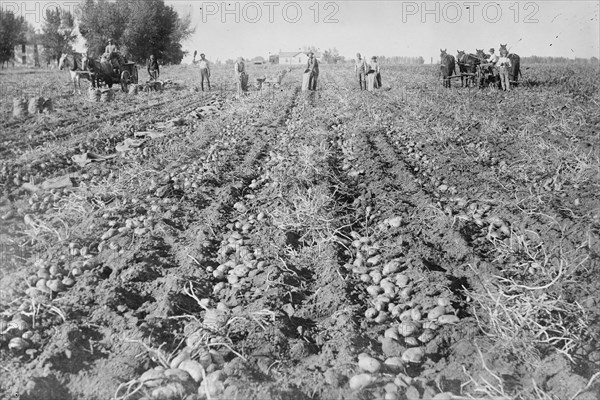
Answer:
278;51;322;65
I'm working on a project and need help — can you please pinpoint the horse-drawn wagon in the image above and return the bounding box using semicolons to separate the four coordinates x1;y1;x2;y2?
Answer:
87;53;139;93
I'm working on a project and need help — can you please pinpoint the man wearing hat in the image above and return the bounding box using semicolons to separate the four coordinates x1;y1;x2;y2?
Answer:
147;54;159;81
486;48;499;77
370;56;381;89
355;53;368;90
487;48;499;65
105;39;118;55
306;51;319;90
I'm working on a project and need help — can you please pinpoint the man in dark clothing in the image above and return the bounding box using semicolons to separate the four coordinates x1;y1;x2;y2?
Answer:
306;52;319;91
147;55;159;81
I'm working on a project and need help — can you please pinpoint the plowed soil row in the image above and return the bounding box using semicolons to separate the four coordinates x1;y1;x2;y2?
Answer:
0;63;598;400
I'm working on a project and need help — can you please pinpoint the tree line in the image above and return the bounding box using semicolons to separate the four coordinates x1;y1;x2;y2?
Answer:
0;0;194;67
521;56;599;65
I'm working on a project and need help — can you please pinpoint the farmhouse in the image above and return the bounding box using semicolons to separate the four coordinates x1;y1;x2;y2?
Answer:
278;51;322;65
13;44;43;67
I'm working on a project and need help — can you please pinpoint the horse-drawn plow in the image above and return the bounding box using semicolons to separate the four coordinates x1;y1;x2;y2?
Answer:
441;48;521;88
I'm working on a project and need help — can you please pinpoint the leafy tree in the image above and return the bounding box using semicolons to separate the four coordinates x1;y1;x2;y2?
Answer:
77;0;128;57
0;9;28;67
302;45;318;54
77;0;194;64
322;48;344;64
40;8;77;64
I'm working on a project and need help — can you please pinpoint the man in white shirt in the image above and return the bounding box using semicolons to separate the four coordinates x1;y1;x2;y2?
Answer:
198;53;211;91
487;48;499;76
487;48;499;65
497;50;513;91
355;53;368;90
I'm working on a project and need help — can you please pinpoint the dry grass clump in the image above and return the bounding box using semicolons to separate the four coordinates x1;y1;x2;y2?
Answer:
460;344;600;400
270;182;338;245
465;261;588;366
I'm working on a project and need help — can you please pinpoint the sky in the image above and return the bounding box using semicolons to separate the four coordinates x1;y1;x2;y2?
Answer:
168;0;600;63
3;0;599;63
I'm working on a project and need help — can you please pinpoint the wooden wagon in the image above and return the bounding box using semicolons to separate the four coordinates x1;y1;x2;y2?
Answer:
90;58;139;93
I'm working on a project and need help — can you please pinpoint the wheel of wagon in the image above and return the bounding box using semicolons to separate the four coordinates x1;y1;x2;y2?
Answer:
132;66;139;84
120;70;130;92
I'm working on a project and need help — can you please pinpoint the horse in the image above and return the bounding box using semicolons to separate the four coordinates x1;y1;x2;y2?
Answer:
456;50;480;87
499;44;521;83
86;52;126;88
439;49;456;88
58;53;93;94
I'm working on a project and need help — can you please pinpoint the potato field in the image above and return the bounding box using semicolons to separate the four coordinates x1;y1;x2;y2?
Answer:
0;62;599;400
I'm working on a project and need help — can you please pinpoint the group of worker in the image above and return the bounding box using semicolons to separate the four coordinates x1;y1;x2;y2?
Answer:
105;39;386;94
355;53;382;91
483;47;513;91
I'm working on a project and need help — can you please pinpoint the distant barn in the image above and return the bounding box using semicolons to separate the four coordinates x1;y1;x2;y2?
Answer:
13;44;44;67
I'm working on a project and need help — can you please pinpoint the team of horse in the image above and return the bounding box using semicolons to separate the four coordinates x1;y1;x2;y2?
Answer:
440;45;521;88
59;52;127;93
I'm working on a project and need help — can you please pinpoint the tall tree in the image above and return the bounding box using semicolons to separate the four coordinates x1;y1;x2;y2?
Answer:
0;9;28;67
40;8;77;64
77;0;128;57
322;48;344;64
77;0;194;64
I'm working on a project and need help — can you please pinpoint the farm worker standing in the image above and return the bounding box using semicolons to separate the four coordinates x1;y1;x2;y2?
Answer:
497;49;512;91
105;39;117;55
198;53;211;91
234;57;248;95
147;54;159;81
367;56;381;90
487;48;499;64
306;51;319;90
487;48;499;76
355;53;368;90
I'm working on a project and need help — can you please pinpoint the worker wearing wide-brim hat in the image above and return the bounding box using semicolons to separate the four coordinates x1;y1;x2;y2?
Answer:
370;56;382;89
306;51;319;91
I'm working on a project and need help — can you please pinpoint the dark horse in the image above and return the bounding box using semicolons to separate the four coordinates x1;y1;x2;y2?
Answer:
499;44;521;83
86;52;126;88
439;49;456;88
456;50;480;87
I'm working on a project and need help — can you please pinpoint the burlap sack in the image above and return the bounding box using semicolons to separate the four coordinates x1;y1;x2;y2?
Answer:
42;98;53;113
128;84;138;95
28;97;45;114
13;98;28;117
88;88;101;102
100;89;113;103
